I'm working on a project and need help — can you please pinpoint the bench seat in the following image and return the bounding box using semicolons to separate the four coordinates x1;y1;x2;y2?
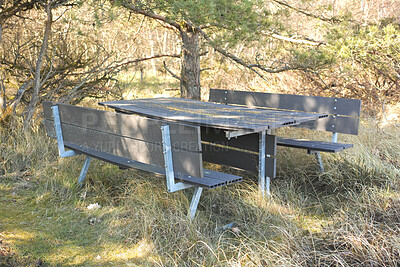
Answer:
43;101;244;219
276;137;354;153
66;142;242;189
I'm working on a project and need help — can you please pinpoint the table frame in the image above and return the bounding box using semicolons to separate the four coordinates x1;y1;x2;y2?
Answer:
100;97;327;196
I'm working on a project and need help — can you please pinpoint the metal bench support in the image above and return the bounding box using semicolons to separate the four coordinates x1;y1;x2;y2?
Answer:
188;187;203;220
52;106;78;158
78;156;92;186
52;105;92;186
332;132;338;143
161;124;201;219
314;152;325;172
308;150;325;172
259;130;267;197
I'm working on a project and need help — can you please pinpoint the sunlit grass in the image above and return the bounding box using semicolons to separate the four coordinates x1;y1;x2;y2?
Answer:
1;86;400;265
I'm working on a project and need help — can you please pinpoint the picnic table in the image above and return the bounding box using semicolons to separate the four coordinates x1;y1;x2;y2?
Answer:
99;97;329;196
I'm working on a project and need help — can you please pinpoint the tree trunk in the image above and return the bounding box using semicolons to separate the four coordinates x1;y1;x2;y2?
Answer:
24;2;52;129
180;29;201;100
0;25;5;113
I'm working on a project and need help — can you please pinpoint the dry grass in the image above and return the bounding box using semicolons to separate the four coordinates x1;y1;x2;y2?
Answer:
1;95;400;266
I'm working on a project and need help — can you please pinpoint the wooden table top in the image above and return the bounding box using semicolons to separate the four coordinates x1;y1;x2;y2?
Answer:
99;97;328;132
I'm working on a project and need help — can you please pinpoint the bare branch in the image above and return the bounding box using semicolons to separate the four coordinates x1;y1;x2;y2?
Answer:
115;54;180;68
272;0;342;23
120;3;182;30
195;26;266;78
200;68;211;72
261;31;325;46
0;0;39;24
196;26;317;77
163;61;181;81
24;2;53;128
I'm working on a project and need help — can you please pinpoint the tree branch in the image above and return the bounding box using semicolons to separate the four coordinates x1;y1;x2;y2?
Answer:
195;26;266;78
120;2;182;31
0;0;39;24
196;26;316;77
24;1;53;128
163;61;181;81
261;31;325;46
272;0;342;23
114;54;180;68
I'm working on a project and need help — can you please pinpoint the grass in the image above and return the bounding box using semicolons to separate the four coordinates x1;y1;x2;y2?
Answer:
1;89;400;266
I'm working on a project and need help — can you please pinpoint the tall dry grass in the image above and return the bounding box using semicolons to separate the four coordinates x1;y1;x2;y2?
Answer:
1;111;399;266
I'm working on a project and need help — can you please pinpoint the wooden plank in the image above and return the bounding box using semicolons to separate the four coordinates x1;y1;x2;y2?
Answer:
207;91;360;135
65;141;166;174
201;143;258;173
65;142;241;189
42;101;57;138
295;115;360;135
203;169;242;185
176;170;242;189
266;135;277;179
43;102;201;152
100;98;327;132
44;119;56;138
201;127;259;152
277;137;353;152
209;89;361;117
61;123;203;178
42;101;56;120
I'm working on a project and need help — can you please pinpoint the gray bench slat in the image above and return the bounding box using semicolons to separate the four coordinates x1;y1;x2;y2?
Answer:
201;127;259;152
295;115;360;135
99;98;328;132
61;122;203;178
209;89;361;135
177;170;242;189
203;169;243;185
201;127;351;154
64;142;241;189
43;101;201;152
202;143;259;173
209;89;361;117
277;137;353;153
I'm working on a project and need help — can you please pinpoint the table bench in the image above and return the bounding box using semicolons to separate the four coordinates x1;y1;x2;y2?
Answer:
208;89;361;171
99;97;328;197
42;101;242;219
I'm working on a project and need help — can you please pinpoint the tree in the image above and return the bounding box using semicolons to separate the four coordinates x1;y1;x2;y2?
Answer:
0;0;40;113
116;0;315;100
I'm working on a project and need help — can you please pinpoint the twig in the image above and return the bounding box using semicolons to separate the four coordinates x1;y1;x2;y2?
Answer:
163;61;181;81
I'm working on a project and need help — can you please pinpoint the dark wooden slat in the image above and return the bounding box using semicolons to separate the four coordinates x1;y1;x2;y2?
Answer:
43;101;57;138
203;169;243;185
44;119;56;138
209;89;361;117
61;123;203;178
202;143;258;173
266;157;276;178
176;170;242;189
277;137;353;153
208;91;360;135
201;127;259;152
43;101;201;152
65;141;166;174
201;125;352;155
266;135;277;179
295;115;360;135
65;142;240;189
42;101;56;120
99;98;327;132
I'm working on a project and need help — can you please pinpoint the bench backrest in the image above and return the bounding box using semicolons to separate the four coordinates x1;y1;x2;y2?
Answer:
209;89;361;135
42;101;203;178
